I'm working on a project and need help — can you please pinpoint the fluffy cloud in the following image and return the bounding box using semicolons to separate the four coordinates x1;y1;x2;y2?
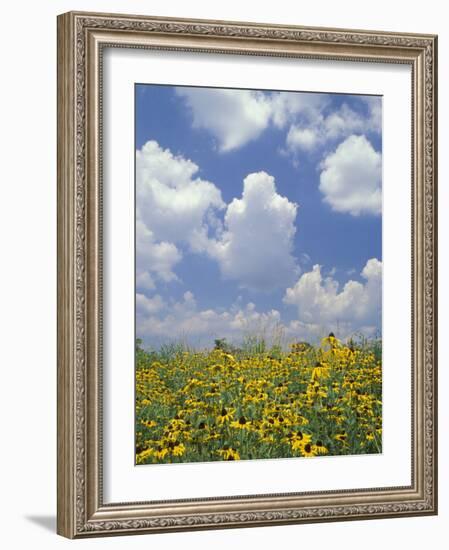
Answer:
176;88;272;152
324;100;381;140
136;292;165;316
283;258;382;338
176;84;383;170
137;257;382;348
176;88;330;153
137;291;283;348
319;135;382;216
285;98;382;154
175;87;382;190
201;171;299;291
269;92;328;129
136;140;224;245
137;143;301;292
286;125;320;152
136;220;182;287
136;140;225;286
361;96;382;134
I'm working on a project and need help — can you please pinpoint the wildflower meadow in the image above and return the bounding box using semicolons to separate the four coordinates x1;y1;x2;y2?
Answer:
135;334;382;464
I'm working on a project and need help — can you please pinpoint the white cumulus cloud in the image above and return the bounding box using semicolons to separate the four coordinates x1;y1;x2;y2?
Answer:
319;135;382;216
176;88;331;153
270;92;328;129
136;292;165;316
175;88;382;186
137;291;283;348
136;140;226;286
136;140;225;245
283;257;382;338
176;88;272;152
136;220;182;289
361;96;382;134
285;98;382;155
286;125;320;152
201;171;299;291
136;143;301;292
323;101;381;141
136;258;381;348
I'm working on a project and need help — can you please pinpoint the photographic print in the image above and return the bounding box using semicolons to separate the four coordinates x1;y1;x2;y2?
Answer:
135;84;383;465
58;12;437;537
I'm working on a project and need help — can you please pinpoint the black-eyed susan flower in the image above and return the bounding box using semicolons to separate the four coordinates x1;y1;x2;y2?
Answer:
335;433;348;444
154;446;169;460
314;441;328;455
287;430;313;452
217;447;240;460
321;333;340;350
230;416;252;430
136;334;382;464
301;443;318;457
140;419;157;429
136;447;154;464
217;406;235;424
170;441;186;457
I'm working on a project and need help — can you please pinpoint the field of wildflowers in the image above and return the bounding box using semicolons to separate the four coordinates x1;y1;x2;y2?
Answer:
135;334;382;464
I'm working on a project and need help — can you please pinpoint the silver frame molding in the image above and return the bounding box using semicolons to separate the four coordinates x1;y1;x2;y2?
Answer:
57;11;438;538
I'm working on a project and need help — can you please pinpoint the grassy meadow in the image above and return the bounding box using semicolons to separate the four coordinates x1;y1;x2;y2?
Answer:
135;334;382;464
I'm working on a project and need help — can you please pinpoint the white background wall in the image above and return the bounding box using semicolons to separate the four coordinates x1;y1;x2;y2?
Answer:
0;1;446;548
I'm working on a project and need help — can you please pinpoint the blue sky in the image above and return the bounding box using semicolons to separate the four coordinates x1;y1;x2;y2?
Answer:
135;84;382;348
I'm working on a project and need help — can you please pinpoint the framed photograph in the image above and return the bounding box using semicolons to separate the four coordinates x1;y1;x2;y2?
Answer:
57;11;438;538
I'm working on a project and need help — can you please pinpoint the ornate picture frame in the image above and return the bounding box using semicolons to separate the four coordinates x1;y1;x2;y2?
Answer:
57;11;437;538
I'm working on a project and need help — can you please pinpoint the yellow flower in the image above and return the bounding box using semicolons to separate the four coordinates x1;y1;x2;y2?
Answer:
306;381;328;400
171;442;186;457
230;416;252;430
293;415;309;426
301;443;318;458
217;447;240;461
136;447;154;464
136;333;382;463
321;333;340;350
314;441;328;455
141;419;157;429
258;432;275;443
217;407;235;424
287;430;313;452
335;433;348;444
311;363;330;382
154;446;169;460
